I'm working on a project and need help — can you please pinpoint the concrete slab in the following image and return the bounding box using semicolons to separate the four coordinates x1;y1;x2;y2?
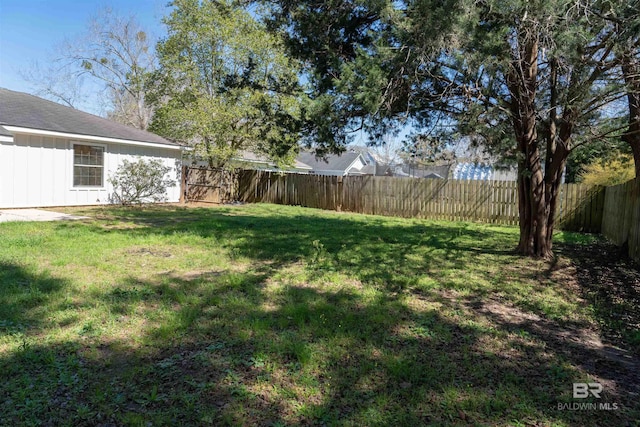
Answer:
0;209;89;223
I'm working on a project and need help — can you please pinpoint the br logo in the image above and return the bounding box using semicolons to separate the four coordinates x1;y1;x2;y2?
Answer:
573;383;603;399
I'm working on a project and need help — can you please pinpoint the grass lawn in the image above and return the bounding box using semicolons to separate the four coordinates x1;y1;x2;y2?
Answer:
1;203;638;426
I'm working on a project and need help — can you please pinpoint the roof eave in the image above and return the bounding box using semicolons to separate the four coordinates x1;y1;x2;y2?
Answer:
343;154;367;173
2;125;182;150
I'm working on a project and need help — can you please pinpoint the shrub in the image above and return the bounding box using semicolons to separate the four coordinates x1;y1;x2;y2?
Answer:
109;158;176;205
579;155;635;187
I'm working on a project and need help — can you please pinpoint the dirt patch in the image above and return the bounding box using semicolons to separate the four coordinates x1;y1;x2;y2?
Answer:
476;297;639;390
557;242;640;351
444;243;640;405
127;247;174;258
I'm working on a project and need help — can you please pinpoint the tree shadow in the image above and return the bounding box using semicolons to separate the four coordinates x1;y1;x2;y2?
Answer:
555;241;640;355
62;205;516;294
4;262;637;425
3;205;637;424
0;261;67;332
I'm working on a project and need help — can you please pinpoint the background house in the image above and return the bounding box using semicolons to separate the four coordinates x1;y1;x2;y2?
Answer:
184;150;313;173
453;162;518;181
297;151;370;176
0;88;182;208
232;151;313;173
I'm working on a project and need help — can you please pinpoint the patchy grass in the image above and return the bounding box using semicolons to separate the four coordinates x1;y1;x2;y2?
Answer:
0;203;638;426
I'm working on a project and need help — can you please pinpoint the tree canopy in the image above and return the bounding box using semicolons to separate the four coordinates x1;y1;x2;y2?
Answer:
148;0;309;167
265;0;639;256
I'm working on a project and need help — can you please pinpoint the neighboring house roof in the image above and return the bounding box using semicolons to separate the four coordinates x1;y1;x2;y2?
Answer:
297;151;364;174
402;164;452;179
376;163;395;176
359;164;376;175
424;172;444;179
234;150;312;171
292;159;314;170
0;88;179;148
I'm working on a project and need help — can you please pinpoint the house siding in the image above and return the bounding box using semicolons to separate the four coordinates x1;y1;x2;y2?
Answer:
0;133;181;208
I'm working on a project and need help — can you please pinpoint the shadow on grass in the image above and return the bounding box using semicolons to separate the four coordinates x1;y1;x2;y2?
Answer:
0;261;67;332
2;204;638;425
2;266;637;425
64;205;516;293
556;241;640;354
0;268;616;426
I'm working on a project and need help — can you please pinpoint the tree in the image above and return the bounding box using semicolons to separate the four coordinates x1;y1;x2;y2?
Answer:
22;8;156;129
68;8;156;129
147;0;308;167
21;61;87;109
620;54;640;177
612;2;640;177
579;155;635;186
372;134;403;166
267;0;627;257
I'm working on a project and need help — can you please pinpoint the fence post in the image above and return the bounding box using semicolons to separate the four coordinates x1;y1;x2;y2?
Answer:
180;166;189;204
337;175;343;211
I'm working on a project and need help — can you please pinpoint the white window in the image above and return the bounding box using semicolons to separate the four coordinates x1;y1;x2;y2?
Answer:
73;144;104;187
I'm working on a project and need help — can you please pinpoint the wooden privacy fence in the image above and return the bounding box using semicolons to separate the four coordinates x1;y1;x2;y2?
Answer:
601;178;640;262
228;169;604;232
183;166;637;261
182;167;237;204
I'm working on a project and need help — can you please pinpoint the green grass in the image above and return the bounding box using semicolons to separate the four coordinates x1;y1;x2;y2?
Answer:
0;203;636;426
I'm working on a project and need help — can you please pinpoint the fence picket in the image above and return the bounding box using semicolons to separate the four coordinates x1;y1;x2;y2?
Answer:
184;167;611;234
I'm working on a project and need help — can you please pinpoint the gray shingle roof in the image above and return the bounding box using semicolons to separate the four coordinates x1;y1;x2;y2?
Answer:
0;125;12;137
297;151;362;172
0;88;179;147
235;150;312;170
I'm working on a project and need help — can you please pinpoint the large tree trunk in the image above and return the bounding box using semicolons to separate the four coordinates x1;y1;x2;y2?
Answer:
544;131;570;251
542;58;570;252
508;30;553;258
622;55;640;177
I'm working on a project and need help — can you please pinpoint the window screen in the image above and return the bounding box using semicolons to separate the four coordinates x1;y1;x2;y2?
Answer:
73;144;104;187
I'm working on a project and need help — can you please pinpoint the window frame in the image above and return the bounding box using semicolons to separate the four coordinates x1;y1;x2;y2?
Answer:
71;142;107;189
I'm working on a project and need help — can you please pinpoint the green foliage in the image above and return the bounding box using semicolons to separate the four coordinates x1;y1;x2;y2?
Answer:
565;135;630;183
579;155;635;187
266;0;638;256
108;158;176;205
148;0;307;167
266;0;633;157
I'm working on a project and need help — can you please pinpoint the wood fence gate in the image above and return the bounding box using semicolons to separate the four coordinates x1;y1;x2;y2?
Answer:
181;166;237;204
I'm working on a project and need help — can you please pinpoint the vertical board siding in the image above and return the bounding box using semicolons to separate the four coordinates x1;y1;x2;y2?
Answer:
0;134;181;208
188;168;605;232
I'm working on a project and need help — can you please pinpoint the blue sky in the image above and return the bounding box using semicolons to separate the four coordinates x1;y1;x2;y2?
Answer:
0;0;168;95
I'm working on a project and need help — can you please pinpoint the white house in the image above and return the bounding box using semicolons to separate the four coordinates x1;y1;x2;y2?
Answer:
297;151;369;176
0;88;182;208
